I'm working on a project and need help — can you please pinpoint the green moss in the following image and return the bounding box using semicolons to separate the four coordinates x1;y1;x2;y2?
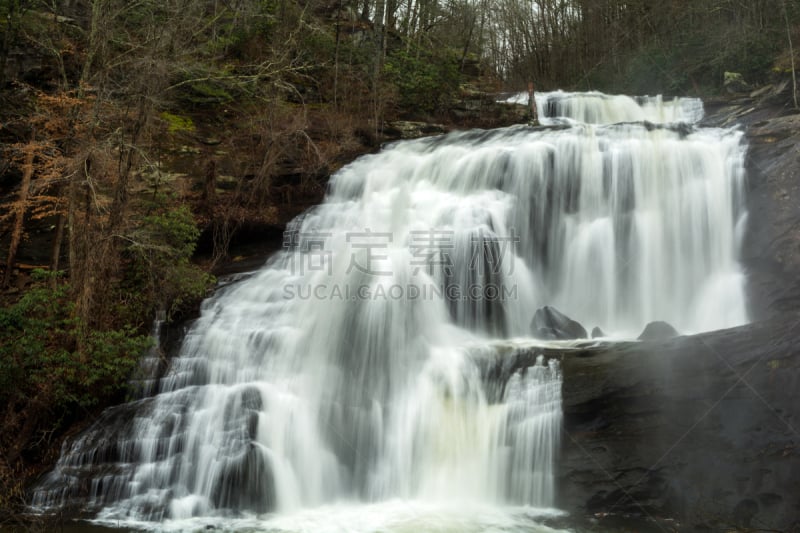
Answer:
160;111;196;134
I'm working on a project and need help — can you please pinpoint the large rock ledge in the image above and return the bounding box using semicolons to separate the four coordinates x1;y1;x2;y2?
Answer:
554;315;800;532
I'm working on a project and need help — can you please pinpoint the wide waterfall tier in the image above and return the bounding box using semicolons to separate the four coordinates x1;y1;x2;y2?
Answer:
32;344;563;522
324;121;747;336
32;92;748;529
504;90;705;125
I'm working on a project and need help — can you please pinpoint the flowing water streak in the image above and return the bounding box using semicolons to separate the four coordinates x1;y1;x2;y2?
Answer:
129;310;167;399
32;92;748;530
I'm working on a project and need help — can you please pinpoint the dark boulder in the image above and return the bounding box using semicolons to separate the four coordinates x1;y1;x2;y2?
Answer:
535;327;560;340
637;320;679;341
531;306;587;340
591;326;605;338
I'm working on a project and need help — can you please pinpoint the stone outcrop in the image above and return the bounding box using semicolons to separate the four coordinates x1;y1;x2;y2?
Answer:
637;321;679;341
385;121;447;139
531;306;588;340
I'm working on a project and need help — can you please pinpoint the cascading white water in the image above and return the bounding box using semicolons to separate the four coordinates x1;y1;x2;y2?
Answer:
505;89;706;125
32;91;748;531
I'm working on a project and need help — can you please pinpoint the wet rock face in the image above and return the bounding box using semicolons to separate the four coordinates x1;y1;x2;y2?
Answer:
557;316;800;531
531;306;588;340
742;112;800;322
701;89;800;322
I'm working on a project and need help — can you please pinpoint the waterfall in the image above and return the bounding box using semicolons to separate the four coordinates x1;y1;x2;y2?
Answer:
31;91;748;531
504;89;706;125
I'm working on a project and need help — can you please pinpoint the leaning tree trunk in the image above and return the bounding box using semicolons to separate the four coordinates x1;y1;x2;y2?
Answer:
4;146;35;288
783;0;798;109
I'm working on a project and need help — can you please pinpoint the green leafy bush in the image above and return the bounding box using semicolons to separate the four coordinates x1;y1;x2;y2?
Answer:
0;271;150;409
121;202;215;323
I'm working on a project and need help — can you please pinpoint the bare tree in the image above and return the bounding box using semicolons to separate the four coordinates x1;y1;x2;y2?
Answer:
783;0;798;108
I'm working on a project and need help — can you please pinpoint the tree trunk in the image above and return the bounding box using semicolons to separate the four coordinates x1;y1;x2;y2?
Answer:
459;11;477;73
4;146;35;288
334;0;342;110
783;0;798;109
203;158;217;205
374;0;386;59
386;0;396;31
372;0;386;136
50;211;66;281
